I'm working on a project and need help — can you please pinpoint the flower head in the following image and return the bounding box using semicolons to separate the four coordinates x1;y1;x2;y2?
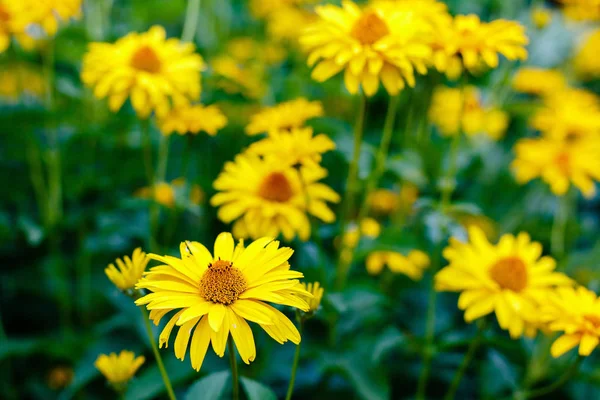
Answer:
0;62;45;103
300;282;324;313
367;250;430;279
512;67;566;96
105;248;149;291
211;153;340;241
435;226;572;338
368;188;400;215
211;55;267;100
81;26;204;118
7;0;81;37
245;98;323;136
136;178;204;208
135;233;311;371
574;29;600;81
543;286;600;358
300;0;432;96
157;104;227;136
95;351;145;388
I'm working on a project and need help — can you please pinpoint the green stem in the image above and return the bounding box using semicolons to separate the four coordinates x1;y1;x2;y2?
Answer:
228;336;239;400
139;306;177;400
522;355;583;399
335;94;367;290
181;0;201;42
551;191;571;261
141;119;154;185
439;133;460;210
444;320;486;400
26;138;48;224
285;319;303;400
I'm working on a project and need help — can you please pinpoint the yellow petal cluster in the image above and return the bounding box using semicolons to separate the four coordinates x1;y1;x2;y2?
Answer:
435;226;572;338
0;62;45;103
367;249;430;280
136;233;311;371
136;178;204;208
105;248;149;291
557;0;600;21
574;29;600;80
245;98;324;136
81;26;204;118
94;351;145;386
157;104;227;136
300;282;324;313
512;67;566;96
6;0;81;37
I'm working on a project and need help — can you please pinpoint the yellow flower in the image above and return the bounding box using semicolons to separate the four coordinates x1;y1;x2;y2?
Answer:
435;226;572;338
157;104;227;136
429;85;509;140
0;2;14;53
245;98;324;136
558;0;600;21
136;179;204;208
574;29;600;81
512;67;566;96
211;154;340;241
94;351;145;387
266;6;316;43
431;15;528;78
105;248;149;291
543;286;600;358
531;7;552;29
211;55;266;100
0;62;45;103
512;135;600;198
368;188;400;215
246;127;335;169
458;214;497;241
226;37;286;65
81;26;204;118
360;218;381;238
300;0;432;96
136;233;311;371
366;250;430;280
300;281;324;312
7;0;81;37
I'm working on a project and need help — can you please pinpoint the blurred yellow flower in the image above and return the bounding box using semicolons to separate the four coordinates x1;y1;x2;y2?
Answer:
136;178;204;208
574;29;600;80
249;0;316;19
266;6;316;42
211;154;340;241
360;218;381;238
0;62;45;102
429;85;509;140
435;226;572;338
300;281;324;312
531;7;552;29
81;26;204;118
368;188;400;215
246;127;335;169
366;250;430;280
136;234;311;371
47;366;74;390
245;98;324;136
558;0;600;21
300;1;432;96
211;55;266;99
513;136;600;198
512;67;566;96
7;0;81;37
226;37;286;65
105;248;149;291
341;218;381;249
95;351;145;387
543;286;600;357
157;104;227;136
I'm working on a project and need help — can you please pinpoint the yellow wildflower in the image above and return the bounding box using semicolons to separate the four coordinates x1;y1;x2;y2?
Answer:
211;55;266;99
557;0;600;21
105;248;149;291
95;351;144;388
245;98;324;136
512;67;566;96
157;104;227;136
300;282;324;313
574;29;600;80
7;0;81;37
366;250;430;280
368;189;400;216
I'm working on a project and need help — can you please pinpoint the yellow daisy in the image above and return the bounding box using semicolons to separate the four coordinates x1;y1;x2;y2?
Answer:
7;0;81;37
246;127;335;169
512;67;566;96
105;248;149;292
245;98;324;136
558;0;600;21
81;26;204;118
435;226;572;338
157;104;227;136
135;233;311;371
211;153;340;241
512;135;600;198
300;0;432;96
543;286;600;358
225;37;286;65
366;250;430;280
300;282;324;313
266;6;317;43
574;29;600;81
95;351;145;387
211;55;266;100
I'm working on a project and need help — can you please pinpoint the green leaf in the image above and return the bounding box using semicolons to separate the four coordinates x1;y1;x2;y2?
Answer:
241;377;277;400
185;370;230;400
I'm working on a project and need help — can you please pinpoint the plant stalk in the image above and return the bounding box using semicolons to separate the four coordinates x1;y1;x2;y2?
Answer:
228;336;239;400
285;319;304;400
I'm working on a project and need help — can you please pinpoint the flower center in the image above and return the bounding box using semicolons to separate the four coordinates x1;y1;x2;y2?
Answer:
0;5;9;23
351;12;389;45
555;152;570;173
198;260;247;305
584;314;600;329
489;256;528;292
258;172;294;202
130;45;161;73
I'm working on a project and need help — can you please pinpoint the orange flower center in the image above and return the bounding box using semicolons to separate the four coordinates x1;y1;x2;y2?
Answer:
198;260;247;305
351;12;389;45
130;45;162;73
555;152;570;173
258;172;294;202
584;314;600;329
489;256;528;292
0;5;10;23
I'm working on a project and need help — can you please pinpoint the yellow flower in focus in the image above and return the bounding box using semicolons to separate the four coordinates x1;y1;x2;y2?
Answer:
246;127;335;169
157;104;227;136
435;226;572;338
531;7;552;29
7;0;81;37
366;250;430;280
512;68;566;96
368;188;400;215
512;136;600;198
211;154;340;241
574;29;600;81
136;234;311;371
211;55;266;99
81;26;204;118
300;282;324;313
94;351;145;387
105;248;149;291
557;0;600;21
0;62;45;103
543;286;600;357
301;1;432;96
245;98;324;136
